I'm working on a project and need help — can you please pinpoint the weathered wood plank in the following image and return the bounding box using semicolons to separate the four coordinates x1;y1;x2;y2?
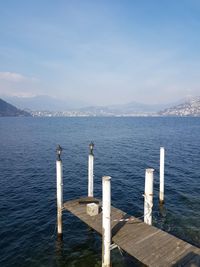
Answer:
64;197;200;267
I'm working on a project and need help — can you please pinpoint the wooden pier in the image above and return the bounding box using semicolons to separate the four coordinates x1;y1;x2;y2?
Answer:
56;144;200;266
64;197;200;267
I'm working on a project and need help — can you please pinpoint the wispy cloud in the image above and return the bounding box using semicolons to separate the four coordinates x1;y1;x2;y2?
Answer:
0;72;27;82
0;72;38;82
0;72;41;98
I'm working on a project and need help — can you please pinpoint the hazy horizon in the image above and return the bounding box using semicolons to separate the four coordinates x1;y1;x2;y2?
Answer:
0;1;200;105
1;93;195;108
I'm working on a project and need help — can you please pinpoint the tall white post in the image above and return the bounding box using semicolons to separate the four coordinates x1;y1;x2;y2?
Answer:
159;147;165;205
144;168;154;225
56;145;63;239
102;176;111;267
88;142;94;197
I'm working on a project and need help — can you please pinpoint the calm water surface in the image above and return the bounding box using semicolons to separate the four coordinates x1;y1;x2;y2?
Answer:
0;117;200;267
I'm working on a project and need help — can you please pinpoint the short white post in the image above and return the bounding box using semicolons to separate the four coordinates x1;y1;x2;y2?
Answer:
159;147;165;205
56;145;63;239
88;142;94;197
102;176;111;267
144;168;154;225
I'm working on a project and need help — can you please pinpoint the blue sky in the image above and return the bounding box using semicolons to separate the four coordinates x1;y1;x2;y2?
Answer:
0;0;200;105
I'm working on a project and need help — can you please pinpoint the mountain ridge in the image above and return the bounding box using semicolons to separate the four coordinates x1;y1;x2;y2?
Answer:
2;95;200;117
1;95;176;114
2;95;89;111
159;97;200;116
0;98;31;117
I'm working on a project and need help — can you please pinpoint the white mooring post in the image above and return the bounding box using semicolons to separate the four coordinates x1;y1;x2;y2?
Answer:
88;142;94;197
159;147;165;205
56;145;63;239
102;176;111;267
144;168;154;225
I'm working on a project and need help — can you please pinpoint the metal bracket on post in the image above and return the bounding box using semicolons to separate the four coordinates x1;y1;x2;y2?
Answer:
110;243;118;250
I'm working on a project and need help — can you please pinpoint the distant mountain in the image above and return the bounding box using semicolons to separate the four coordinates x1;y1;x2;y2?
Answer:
159;97;200;116
109;101;173;113
1;94;186;116
2;95;175;115
0;98;31;117
78;101;174;116
3;95;89;111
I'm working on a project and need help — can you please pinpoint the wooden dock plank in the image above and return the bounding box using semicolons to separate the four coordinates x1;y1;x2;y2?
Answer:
64;197;200;267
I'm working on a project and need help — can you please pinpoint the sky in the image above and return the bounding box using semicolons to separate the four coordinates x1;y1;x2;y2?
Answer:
0;0;200;106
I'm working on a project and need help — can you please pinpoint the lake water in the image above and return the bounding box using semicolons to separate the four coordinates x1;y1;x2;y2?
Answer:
0;117;200;267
